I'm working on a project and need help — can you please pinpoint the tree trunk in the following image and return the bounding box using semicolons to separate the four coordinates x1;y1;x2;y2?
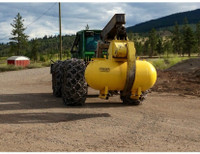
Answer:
188;49;191;57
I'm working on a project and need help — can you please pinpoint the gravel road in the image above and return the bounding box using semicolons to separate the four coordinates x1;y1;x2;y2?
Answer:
0;67;200;152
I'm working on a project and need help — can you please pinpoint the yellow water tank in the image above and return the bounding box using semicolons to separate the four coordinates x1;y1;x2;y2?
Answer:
85;59;157;92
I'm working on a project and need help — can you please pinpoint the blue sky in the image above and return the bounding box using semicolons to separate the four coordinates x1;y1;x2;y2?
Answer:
0;2;200;43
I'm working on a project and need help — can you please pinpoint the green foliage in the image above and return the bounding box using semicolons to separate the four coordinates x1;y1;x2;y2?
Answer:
65;49;71;58
149;28;158;57
127;17;200;57
135;41;143;56
127;32;134;41
164;56;187;67
41;61;51;67
149;59;167;70
26;63;43;69
156;38;163;55
0;57;7;65
182;19;195;57
9;13;29;55
25;61;51;69
0;64;23;72
163;39;173;58
148;56;189;70
30;39;39;62
39;54;46;62
195;22;200;54
0;33;75;62
172;22;182;55
0;43;10;57
143;39;150;56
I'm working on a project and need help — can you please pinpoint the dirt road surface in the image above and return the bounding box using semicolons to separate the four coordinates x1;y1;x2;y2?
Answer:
0;67;200;152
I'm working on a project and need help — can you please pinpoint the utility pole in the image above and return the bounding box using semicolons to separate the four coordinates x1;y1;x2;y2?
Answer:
59;2;62;60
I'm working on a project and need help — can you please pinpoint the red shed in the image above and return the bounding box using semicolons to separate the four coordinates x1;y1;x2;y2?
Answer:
7;56;30;67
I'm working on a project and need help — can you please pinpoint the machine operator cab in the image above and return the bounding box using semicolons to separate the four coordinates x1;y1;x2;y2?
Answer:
70;30;102;60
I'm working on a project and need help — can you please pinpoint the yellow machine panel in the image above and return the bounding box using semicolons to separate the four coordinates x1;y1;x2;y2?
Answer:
85;39;157;100
112;41;128;58
85;59;157;98
132;60;157;91
85;59;127;90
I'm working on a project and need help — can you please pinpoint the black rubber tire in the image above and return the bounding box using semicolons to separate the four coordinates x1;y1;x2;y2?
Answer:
52;61;63;97
120;91;148;106
122;97;141;105
62;59;87;106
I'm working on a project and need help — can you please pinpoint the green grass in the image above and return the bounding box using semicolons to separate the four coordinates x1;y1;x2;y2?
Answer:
26;63;43;69
26;61;51;69
0;57;7;64
0;54;197;72
0;57;7;60
0;64;24;72
0;54;60;72
147;56;191;70
0;61;52;72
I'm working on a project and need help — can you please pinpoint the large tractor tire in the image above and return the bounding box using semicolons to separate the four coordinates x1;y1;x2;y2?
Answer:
52;60;63;97
62;59;87;106
120;91;148;106
121;97;141;105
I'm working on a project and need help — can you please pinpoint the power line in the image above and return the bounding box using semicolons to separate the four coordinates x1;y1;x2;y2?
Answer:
0;34;11;41
0;2;58;42
25;2;57;29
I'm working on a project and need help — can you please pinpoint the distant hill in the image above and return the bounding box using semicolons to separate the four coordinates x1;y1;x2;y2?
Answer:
127;9;200;33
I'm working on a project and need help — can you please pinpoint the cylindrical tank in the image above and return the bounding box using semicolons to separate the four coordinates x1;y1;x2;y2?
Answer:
85;59;157;92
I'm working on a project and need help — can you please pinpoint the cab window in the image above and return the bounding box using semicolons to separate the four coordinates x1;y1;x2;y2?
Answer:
85;34;100;51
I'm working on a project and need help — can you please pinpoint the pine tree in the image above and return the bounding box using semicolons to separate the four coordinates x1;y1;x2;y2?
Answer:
134;41;143;56
182;18;195;57
184;27;195;57
9;13;28;55
85;24;89;30
163;39;173;58
143;39;150;56
195;22;200;54
31;39;39;62
172;22;182;55
149;28;157;57
127;32;134;41
156;38;163;56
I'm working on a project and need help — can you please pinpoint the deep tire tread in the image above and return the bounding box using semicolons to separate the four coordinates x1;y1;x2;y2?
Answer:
120;91;148;106
62;59;87;106
52;61;63;97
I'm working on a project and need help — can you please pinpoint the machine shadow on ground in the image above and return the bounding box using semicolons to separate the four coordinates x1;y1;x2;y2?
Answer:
0;93;130;111
0;112;111;124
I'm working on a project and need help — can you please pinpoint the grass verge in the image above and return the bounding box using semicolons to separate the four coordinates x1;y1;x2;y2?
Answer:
0;65;24;72
147;56;190;70
0;56;197;72
0;61;51;72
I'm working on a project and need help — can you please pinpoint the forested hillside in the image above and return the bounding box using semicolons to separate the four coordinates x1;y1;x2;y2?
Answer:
0;34;75;59
127;9;200;33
